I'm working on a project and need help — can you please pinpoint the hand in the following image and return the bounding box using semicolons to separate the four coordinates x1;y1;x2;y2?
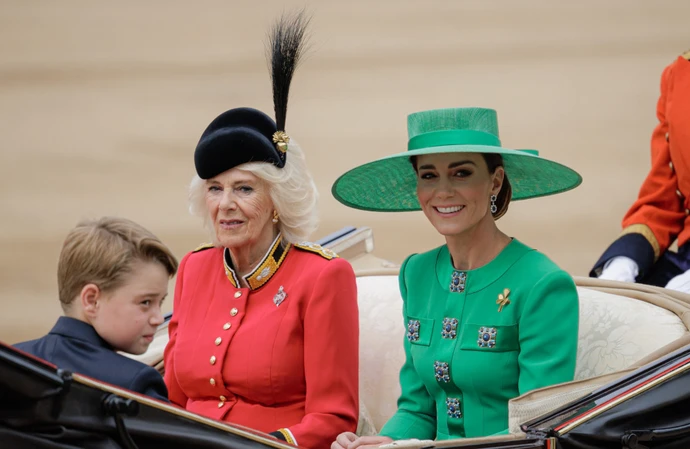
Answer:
331;433;394;449
665;270;690;293
598;256;639;283
332;432;357;449
350;436;395;449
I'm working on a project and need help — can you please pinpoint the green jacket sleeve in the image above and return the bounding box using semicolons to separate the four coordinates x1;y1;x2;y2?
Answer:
490;269;579;437
517;269;579;394
379;255;437;440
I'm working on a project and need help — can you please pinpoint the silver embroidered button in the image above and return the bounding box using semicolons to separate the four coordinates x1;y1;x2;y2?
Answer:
434;361;450;383
441;317;458;339
477;327;497;348
257;266;271;280
406;320;420;342
446;397;462;418
450;271;466;293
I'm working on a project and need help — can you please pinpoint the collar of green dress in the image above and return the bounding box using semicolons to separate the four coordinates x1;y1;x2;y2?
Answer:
436;238;533;294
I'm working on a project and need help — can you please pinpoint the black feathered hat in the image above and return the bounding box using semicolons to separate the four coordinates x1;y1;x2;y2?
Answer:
194;12;309;179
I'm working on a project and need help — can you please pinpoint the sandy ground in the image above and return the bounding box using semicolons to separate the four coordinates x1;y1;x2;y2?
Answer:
1;0;689;343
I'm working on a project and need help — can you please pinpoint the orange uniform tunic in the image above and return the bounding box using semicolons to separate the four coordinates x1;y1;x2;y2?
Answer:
592;52;690;281
163;235;359;448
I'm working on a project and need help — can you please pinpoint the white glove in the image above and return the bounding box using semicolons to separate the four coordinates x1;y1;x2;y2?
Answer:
598;256;639;283
665;270;690;293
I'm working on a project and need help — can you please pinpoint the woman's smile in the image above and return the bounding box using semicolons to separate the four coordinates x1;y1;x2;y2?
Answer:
433;205;465;216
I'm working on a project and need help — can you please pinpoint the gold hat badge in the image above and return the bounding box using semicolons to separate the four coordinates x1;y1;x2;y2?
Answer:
272;131;290;153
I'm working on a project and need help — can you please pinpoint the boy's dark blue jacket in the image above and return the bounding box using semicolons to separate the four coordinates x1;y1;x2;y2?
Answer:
15;316;168;402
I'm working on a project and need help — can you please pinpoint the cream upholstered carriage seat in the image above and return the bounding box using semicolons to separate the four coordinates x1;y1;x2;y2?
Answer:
354;272;690;434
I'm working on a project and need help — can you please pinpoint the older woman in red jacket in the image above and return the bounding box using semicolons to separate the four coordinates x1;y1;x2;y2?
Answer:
163;13;359;448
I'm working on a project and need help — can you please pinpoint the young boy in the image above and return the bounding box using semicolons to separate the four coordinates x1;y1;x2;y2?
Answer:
15;216;178;402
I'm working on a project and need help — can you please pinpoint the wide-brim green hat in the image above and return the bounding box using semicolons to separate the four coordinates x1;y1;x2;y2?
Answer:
332;107;582;212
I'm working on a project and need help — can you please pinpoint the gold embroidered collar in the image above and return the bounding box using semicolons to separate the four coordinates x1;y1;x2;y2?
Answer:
223;234;291;290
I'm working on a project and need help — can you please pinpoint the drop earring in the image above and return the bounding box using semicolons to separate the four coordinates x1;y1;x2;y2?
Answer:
272;210;279;224
490;195;497;214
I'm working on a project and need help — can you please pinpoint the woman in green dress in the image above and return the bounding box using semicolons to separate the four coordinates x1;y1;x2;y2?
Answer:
330;107;582;448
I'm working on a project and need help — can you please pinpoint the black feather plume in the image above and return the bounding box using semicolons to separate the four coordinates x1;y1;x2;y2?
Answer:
267;10;310;132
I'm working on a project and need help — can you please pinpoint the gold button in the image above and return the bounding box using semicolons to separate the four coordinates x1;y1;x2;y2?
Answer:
223;322;232;330
220;395;227;401
685;209;689;215
234;291;242;298
215;337;222;345
670;162;674;172
210;356;216;365
677;189;683;198
210;378;216;386
230;308;238;316
666;132;670;141
218;401;225;408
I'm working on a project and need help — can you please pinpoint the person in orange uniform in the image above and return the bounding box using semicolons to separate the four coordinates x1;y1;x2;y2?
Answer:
592;50;690;292
163;12;359;448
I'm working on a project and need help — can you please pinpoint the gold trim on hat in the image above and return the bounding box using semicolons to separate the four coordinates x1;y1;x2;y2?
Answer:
272;131;290;153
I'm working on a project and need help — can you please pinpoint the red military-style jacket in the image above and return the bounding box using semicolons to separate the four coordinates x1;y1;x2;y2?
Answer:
592;51;690;278
163;234;359;449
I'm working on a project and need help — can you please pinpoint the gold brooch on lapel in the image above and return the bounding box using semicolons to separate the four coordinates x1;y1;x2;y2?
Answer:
496;288;510;312
273;286;287;307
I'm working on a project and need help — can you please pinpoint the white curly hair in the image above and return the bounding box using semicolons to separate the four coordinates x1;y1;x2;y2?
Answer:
188;140;319;245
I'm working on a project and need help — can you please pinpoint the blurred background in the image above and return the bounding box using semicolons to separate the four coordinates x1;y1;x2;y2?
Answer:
1;0;688;343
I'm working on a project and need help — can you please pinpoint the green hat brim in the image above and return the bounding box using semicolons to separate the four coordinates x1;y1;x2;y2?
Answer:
331;144;582;212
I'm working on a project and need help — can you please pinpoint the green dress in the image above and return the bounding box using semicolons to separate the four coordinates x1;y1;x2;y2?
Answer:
379;239;579;440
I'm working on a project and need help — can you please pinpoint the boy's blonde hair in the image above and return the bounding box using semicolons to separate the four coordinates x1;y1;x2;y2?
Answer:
57;217;178;310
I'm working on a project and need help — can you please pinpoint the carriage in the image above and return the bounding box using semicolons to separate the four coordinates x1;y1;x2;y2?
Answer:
3;227;690;448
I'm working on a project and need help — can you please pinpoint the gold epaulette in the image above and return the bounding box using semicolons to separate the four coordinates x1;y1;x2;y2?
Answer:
193;242;215;253
294;241;339;260
683;49;690;60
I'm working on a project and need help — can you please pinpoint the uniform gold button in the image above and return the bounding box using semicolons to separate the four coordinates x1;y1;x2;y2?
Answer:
670;162;674;172
215;337;222;345
210;355;216;365
234;291;242;298
218;401;225;408
220;395;227;402
666;132;670;141
223;322;231;330
210;378;216;386
230;308;238;316
677;189;683;198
